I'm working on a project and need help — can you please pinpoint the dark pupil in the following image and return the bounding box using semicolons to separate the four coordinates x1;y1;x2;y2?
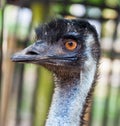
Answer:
68;42;73;46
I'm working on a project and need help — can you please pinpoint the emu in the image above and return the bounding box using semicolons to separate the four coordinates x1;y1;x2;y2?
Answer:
11;18;100;126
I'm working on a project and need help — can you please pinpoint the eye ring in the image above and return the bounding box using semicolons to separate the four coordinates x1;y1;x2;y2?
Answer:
64;39;77;51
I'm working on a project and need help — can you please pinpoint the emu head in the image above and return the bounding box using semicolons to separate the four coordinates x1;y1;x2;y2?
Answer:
11;19;100;77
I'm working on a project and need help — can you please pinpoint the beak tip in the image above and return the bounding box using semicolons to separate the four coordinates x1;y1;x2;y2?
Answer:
10;54;17;62
10;52;23;62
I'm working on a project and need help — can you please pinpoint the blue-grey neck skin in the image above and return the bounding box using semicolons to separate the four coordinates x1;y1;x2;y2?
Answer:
45;62;96;126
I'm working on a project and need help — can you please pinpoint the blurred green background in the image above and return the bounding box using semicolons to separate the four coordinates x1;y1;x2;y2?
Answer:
0;0;120;126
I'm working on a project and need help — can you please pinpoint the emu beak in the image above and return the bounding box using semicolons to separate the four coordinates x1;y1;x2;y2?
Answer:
11;41;49;64
11;41;78;66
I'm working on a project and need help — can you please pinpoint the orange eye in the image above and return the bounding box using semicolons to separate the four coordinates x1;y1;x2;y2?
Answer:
65;39;77;51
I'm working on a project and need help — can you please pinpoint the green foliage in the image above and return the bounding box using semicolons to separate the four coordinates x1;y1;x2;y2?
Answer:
105;0;119;7
87;0;104;5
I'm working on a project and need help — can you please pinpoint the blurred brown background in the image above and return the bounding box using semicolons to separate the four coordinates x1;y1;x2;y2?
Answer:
0;0;120;126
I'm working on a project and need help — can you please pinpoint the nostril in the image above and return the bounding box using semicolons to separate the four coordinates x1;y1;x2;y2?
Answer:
26;51;39;55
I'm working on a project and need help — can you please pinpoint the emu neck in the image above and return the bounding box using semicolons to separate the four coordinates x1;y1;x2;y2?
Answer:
46;66;96;126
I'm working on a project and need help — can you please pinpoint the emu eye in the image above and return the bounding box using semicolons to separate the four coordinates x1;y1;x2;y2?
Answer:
65;39;77;51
